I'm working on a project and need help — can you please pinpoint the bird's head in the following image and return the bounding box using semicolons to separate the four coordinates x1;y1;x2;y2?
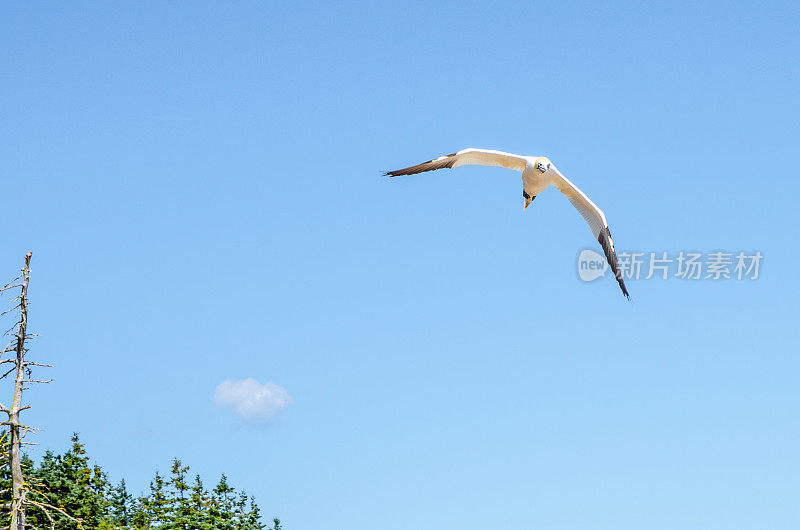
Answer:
534;157;552;173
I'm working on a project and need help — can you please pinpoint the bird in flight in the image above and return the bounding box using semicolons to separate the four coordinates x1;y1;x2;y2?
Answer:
385;148;629;298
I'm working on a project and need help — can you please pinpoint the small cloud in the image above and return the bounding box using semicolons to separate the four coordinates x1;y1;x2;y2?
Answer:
213;378;292;422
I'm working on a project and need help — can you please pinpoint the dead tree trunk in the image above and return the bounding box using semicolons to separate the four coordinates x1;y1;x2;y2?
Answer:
0;252;32;530
8;252;31;530
0;253;40;529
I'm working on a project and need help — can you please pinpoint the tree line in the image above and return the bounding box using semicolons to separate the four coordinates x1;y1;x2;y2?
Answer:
0;431;280;529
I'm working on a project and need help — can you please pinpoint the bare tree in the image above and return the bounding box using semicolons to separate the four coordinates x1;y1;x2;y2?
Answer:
0;253;80;530
0;252;37;529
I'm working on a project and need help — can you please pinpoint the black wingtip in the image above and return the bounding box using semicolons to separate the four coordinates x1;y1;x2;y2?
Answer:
596;227;631;299
616;271;631;300
382;153;459;178
618;271;631;300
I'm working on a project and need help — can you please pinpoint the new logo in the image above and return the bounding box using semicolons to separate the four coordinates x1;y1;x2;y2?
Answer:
577;249;607;282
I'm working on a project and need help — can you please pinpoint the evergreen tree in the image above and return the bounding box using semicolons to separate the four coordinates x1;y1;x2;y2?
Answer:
1;432;279;529
135;470;170;527
210;474;235;528
28;433;111;529
107;479;133;528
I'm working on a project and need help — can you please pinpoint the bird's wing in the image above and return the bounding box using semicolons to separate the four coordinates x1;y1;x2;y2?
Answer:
385;148;527;177
551;168;630;298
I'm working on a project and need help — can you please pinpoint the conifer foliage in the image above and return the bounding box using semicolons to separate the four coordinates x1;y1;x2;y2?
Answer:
1;433;281;529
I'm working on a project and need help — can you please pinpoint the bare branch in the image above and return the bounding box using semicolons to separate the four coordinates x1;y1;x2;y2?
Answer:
28;498;83;529
25;362;54;368
1;273;23;286
0;422;38;430
0;306;21;317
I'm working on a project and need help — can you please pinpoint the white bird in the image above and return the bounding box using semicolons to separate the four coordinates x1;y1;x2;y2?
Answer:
385;148;629;298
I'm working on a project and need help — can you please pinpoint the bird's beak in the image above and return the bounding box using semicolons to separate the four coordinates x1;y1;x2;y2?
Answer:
523;196;533;210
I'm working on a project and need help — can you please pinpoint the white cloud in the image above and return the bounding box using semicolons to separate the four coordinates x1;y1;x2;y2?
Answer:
213;378;292;422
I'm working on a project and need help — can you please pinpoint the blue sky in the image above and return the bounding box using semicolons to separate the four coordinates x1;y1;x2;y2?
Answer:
2;1;799;528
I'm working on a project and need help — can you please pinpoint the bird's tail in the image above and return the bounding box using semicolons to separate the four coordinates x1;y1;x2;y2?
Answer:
523;190;536;210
